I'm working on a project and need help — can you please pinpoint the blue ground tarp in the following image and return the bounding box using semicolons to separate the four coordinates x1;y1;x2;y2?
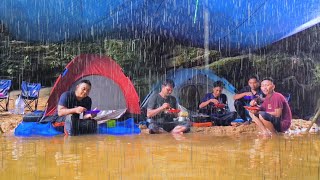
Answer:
1;0;320;50
98;118;141;135
15;118;140;137
14;121;63;137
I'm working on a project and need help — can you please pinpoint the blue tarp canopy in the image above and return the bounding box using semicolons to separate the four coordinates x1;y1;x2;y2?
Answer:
1;0;320;50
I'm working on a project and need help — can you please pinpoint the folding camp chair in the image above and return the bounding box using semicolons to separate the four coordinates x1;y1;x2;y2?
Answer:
0;79;12;111
21;81;41;111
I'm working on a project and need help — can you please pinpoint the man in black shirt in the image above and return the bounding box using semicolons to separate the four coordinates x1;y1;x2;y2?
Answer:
233;76;264;123
57;79;97;136
199;81;237;126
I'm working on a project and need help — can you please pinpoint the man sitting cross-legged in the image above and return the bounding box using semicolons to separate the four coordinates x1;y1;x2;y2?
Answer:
248;77;292;136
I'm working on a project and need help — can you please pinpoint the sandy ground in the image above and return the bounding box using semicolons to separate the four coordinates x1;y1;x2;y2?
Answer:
0;87;317;135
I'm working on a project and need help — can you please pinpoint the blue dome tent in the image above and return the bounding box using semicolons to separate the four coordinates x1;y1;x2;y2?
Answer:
1;0;320;50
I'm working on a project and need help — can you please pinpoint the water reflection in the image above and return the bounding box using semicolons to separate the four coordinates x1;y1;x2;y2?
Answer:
0;134;319;179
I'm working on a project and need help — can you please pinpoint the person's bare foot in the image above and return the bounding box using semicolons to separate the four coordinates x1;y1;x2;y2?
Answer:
158;128;167;134
263;132;272;137
171;125;187;134
147;127;167;134
242;121;251;125
257;131;273;137
139;124;148;129
231;122;241;127
172;133;186;141
141;128;151;134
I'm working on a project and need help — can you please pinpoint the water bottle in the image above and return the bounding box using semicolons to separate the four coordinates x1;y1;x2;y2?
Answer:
19;99;25;115
14;97;19;114
14;95;25;115
79;112;84;119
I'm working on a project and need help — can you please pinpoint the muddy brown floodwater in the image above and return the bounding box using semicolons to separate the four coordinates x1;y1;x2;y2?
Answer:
0;133;319;179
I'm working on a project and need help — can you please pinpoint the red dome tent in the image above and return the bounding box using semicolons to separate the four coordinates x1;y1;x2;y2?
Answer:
45;54;140;117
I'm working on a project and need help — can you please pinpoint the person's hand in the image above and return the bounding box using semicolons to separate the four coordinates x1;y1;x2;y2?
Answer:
90;107;98;118
248;111;256;118
75;106;86;114
161;103;171;110
249;99;257;106
84;113;93;119
83;108;98;119
210;99;219;105
244;92;253;96
249;109;259;115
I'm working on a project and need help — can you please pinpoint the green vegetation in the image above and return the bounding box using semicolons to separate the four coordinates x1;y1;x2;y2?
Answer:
1;27;320;117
